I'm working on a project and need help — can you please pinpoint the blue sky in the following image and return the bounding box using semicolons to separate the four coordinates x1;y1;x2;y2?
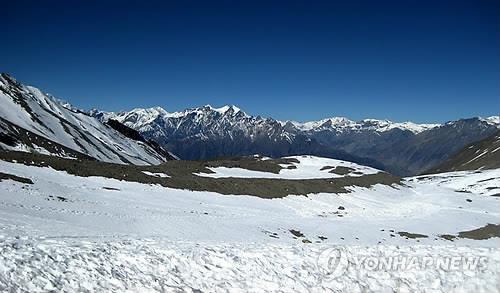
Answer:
1;0;499;123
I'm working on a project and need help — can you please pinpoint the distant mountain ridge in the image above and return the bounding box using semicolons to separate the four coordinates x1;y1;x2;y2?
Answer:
93;104;499;137
285;117;440;134
93;105;447;135
93;105;499;176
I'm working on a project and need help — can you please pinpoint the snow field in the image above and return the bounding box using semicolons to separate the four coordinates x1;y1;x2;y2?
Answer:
196;155;380;179
0;158;499;292
0;237;498;293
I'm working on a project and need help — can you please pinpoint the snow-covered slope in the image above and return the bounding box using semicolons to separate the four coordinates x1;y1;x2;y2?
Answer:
0;158;498;244
1;238;497;292
0;158;499;291
0;73;171;165
409;169;500;197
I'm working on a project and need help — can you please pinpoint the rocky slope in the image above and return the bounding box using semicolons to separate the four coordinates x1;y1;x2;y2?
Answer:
429;130;500;172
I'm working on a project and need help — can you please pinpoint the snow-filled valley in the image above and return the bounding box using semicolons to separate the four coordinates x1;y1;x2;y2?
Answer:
0;157;499;292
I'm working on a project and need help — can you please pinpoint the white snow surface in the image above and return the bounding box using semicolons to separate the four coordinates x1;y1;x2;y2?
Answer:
408;169;500;197
142;171;170;178
0;238;498;293
196;155;380;179
0;160;499;292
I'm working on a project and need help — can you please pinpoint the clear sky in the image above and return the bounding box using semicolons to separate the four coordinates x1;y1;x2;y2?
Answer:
1;0;499;123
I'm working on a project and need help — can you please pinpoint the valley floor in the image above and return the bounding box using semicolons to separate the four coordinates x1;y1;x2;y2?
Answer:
0;159;499;292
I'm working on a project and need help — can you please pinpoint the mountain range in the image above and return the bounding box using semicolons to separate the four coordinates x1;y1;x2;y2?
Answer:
1;73;498;175
93;105;499;176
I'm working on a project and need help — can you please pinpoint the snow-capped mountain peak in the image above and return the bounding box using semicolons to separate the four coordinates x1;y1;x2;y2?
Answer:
288;117;353;131
205;104;242;115
480;116;500;127
181;104;247;118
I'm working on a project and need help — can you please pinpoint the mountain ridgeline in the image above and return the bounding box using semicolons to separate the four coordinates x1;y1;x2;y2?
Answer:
0;73;498;175
93;106;499;176
0;73;175;165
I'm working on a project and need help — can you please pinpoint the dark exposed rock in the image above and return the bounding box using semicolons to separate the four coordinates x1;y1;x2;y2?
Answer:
0;172;33;184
